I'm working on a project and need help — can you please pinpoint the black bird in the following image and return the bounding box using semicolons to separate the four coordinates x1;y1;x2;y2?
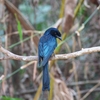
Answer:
38;27;62;91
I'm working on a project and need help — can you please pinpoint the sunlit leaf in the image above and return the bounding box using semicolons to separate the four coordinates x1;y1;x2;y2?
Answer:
15;14;23;41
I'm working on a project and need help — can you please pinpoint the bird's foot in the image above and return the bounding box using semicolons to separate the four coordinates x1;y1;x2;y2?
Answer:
51;52;55;57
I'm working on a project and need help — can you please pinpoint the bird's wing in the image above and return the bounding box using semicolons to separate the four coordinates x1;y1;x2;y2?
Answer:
40;39;57;67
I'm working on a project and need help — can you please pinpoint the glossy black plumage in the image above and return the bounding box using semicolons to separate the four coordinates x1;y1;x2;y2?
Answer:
38;27;62;91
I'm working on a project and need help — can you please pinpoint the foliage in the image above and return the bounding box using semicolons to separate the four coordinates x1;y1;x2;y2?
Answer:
0;96;22;100
19;4;51;30
15;14;23;41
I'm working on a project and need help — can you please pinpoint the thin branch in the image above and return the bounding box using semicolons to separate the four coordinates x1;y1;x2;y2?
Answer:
53;18;63;28
7;30;43;36
80;82;100;100
15;87;100;96
0;45;100;61
72;61;81;100
79;88;100;95
0;75;4;81
67;80;100;86
15;89;37;96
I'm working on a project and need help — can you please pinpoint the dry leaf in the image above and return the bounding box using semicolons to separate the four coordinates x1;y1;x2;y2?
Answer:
53;78;74;100
62;0;77;33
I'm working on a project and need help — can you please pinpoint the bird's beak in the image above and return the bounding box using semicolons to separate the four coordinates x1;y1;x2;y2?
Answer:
57;36;62;41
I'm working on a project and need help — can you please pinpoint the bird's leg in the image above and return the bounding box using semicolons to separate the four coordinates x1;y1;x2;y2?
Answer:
41;90;49;100
51;52;55;58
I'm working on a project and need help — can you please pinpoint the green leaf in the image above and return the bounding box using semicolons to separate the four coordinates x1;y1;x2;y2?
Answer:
0;96;22;100
15;14;23;41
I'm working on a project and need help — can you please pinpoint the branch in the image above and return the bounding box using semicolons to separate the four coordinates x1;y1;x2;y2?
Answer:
0;45;100;61
0;56;10;60
15;88;100;96
67;80;100;86
15;89;37;96
79;88;100;95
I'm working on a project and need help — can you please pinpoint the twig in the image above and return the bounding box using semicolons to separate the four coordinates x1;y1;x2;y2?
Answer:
15;88;37;96
80;82;100;100
0;62;37;83
79;88;100;95
11;86;100;96
7;30;43;36
53;18;63;28
72;61;81;100
67;80;100;86
0;75;4;81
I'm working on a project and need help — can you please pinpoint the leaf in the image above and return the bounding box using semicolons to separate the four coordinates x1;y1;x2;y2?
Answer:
62;0;77;33
15;14;23;41
0;96;22;100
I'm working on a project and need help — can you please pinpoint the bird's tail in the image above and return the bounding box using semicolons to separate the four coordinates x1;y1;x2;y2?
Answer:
42;61;50;91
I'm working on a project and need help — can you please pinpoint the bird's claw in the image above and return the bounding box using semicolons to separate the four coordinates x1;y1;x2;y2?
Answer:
51;52;55;57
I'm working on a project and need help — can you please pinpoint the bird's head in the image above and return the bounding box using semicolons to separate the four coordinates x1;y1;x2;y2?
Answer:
45;28;62;40
54;31;62;40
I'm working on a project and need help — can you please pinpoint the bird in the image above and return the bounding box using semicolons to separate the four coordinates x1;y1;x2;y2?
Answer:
38;27;62;91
